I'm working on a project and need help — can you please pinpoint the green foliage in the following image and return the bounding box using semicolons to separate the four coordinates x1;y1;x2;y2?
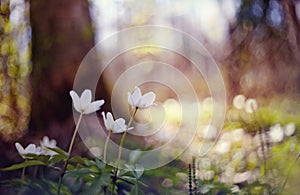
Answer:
1;160;45;171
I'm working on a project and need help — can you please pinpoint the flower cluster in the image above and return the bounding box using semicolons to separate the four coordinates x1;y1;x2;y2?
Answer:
15;87;156;161
102;112;133;133
69;87;155;133
15;136;58;159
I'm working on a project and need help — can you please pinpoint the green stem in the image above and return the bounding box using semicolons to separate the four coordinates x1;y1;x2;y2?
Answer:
21;165;26;186
104;130;112;162
251;108;267;176
111;108;138;195
21;167;25;183
135;179;138;195
57;112;83;195
19;160;27;195
281;151;300;193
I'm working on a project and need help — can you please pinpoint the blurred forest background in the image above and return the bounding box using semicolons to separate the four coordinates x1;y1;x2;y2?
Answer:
0;0;300;184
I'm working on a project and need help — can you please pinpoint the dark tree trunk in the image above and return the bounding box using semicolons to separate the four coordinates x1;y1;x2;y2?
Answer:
29;0;95;148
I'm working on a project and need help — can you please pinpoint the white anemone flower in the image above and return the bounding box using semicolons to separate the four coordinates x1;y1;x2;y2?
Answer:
102;112;133;133
269;124;284;143
15;142;41;159
70;89;105;114
128;86;156;109
233;94;246;109
40;136;57;156
245;98;258;113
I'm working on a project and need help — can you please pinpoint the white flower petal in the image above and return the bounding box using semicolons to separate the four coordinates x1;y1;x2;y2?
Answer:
106;112;115;130
41;136;49;146
15;142;25;156
128;87;142;107
80;89;92;110
102;112;108;129
70;90;81;112
84;100;104;114
139;92;156;108
112;118;127;133
128;92;135;107
26;144;37;154
50;139;57;147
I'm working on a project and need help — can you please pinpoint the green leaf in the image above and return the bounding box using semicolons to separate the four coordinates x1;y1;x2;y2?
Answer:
48;154;68;165
1;160;45;171
65;167;97;177
47;147;68;157
130;185;144;195
23;154;51;163
95;158;105;169
99;172;112;186
69;156;89;165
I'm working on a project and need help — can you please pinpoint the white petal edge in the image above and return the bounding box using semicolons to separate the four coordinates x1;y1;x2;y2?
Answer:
102;112;108;129
131;87;142;106
139;92;156;108
106;112;115;130
128;92;135;107
15;142;25;155
80;89;92;110
84;100;105;114
26;144;37;154
112;118;127;133
70;90;81;112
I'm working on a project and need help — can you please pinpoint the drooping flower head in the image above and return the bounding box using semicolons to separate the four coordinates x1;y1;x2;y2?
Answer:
127;86;156;109
70;89;105;114
102;112;133;133
15;142;41;159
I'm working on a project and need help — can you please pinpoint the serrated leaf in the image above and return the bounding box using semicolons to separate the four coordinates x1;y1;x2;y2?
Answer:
1;160;45;171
